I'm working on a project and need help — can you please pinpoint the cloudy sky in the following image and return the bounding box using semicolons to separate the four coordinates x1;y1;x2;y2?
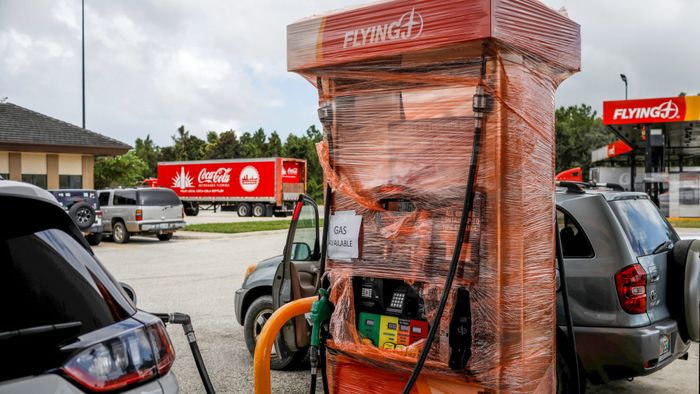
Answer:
1;0;699;147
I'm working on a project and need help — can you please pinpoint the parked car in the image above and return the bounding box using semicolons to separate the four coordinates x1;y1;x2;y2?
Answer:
98;188;185;243
0;180;178;393
49;189;103;246
235;188;699;392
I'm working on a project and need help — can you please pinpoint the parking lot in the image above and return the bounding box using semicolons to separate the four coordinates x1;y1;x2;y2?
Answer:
94;224;699;394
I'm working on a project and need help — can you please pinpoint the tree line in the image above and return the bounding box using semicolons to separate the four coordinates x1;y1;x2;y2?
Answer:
95;104;615;200
94;125;325;201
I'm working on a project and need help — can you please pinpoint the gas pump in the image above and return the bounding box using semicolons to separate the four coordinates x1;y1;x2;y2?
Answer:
257;1;581;393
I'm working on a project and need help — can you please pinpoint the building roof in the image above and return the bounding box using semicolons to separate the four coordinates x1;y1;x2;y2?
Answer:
0;102;131;155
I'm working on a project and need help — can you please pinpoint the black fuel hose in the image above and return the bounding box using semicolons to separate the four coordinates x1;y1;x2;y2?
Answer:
555;224;581;394
154;312;216;394
401;79;486;393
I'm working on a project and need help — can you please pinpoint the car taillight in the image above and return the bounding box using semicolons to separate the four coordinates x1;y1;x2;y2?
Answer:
96;210;103;219
615;263;647;314
62;321;174;392
135;209;143;221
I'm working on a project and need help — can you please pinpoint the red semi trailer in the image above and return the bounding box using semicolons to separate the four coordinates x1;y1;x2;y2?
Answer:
155;157;306;217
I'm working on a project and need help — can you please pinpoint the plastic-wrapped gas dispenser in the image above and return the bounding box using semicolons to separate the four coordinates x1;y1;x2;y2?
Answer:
288;0;580;392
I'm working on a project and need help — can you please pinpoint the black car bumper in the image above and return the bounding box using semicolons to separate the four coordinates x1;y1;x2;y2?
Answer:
573;318;691;384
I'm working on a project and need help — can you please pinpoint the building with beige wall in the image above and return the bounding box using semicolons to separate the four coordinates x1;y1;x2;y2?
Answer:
0;102;130;189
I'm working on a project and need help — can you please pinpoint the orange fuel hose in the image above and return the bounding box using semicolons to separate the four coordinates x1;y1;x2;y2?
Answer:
254;296;316;394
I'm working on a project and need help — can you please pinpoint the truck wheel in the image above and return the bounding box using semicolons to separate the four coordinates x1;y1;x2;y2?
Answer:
244;295;306;370
86;232;103;246
237;203;252;217
184;202;199;216
670;240;700;342
252;203;266;217
157;233;173;241
112;221;130;244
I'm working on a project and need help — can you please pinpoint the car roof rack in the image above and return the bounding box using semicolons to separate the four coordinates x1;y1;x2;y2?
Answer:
556;181;625;194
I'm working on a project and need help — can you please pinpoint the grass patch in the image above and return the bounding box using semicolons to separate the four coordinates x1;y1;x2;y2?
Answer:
668;217;700;229
184;219;324;234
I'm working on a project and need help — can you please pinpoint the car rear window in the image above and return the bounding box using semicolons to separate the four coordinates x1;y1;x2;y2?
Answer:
53;190;98;209
609;198;677;256
138;189;181;206
1;228;132;379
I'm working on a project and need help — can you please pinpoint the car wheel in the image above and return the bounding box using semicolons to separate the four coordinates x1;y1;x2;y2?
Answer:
69;202;96;230
253;203;266;217
157;233;173;241
244;295;306;370
237;203;252;217
556;334;586;394
86;232;103;246
112;222;130;244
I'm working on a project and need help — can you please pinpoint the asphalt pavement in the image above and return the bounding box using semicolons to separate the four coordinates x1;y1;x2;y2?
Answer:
94;228;699;393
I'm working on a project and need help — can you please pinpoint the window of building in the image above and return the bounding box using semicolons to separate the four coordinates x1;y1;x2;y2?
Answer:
113;190;137;205
59;175;83;189
556;208;594;258
21;174;47;189
0;173;8;180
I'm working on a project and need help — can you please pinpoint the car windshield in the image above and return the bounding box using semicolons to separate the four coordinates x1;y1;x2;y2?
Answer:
138;189;181;206
52;190;98;209
609;197;678;256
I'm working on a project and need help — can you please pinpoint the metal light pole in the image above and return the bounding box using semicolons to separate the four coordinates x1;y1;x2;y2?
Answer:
82;0;85;129
620;74;628;100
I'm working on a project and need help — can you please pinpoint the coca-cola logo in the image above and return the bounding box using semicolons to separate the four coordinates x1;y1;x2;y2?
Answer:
240;166;260;192
283;166;298;176
198;168;232;184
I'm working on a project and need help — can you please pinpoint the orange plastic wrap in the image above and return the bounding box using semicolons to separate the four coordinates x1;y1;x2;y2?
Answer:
288;0;580;392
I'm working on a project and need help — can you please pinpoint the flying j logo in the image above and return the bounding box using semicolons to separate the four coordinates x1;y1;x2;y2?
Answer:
343;7;423;48
239;166;260;192
604;96;700;125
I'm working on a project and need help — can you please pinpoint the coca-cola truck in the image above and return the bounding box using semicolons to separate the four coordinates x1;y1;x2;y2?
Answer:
156;157;306;217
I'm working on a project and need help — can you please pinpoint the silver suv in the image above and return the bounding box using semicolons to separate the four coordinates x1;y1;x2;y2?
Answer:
235;188;699;392
98;188;185;243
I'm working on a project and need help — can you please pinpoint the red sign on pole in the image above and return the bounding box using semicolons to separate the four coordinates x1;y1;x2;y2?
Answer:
603;97;687;125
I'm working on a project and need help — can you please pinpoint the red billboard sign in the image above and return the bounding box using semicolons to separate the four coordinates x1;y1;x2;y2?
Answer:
603;97;687;125
159;161;275;198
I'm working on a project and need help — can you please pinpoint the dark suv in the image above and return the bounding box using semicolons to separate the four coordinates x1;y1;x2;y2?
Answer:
0;181;178;393
49;189;103;246
234;188;699;391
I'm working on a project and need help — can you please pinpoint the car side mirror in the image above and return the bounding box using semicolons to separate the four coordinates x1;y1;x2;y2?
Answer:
120;282;137;305
292;242;312;261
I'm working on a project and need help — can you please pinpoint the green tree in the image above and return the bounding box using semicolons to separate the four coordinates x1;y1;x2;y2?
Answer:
94;151;149;189
266;131;283;157
240;128;267;158
555;104;613;178
133;134;159;178
205;130;242;159
172;125;206;161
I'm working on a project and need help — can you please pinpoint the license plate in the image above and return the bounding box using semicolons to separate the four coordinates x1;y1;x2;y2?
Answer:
659;335;670;356
159;223;170;229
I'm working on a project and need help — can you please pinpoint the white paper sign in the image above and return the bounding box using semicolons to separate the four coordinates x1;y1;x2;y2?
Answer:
327;214;362;260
